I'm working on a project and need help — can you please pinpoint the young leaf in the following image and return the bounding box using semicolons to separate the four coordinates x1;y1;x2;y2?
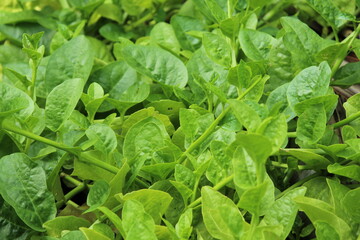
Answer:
327;163;360;181
45;78;84;132
150;22;180;54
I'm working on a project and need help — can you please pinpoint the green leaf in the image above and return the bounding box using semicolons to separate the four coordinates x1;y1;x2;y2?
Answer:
296;105;327;146
120;0;152;16
150;22;181;54
175;209;193;239
287;62;331;110
120;189;173;224
256;114;288;154
306;0;355;29
238;177;275;216
61;231;86;240
80;227;111;240
170;15;204;51
280;17;333;57
263;187;307;239
122;45;188;88
0;196;31;240
45;35;93;92
239;28;276;61
201;186;246;240
0;82;34;121
0;153;56;231
202;32;232;67
314;221;340;240
192;0;227;23
294;196;352;240
85;180;110;213
283;149;331;169
122;199;157;239
343;93;360;134
207;140;233;185
123;117;171;165
327;163;360;181
342;188;360;223
43;216;90;237
228;99;261;132
45;78;84;132
85;124;117;156
332;62;360;87
98;206;125;237
89;61;149;113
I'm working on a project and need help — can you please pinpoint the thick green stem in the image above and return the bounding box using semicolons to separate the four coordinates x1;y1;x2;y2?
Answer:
56;184;87;208
246;214;259;240
60;173;82;187
2;121;120;174
331;111;360;129
287;132;297;138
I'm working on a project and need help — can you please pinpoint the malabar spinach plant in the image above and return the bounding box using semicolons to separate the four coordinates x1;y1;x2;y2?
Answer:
1;0;360;239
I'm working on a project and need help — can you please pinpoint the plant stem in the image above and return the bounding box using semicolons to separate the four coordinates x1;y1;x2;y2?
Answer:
275;172;321;199
2;121;78;154
177;76;265;163
246;214;259;240
187;175;234;209
2;121;120;174
331;111;360;129
60;173;82;187
56;183;87;208
331;23;360;77
29;62;37;101
270;161;308;170
287;132;296;138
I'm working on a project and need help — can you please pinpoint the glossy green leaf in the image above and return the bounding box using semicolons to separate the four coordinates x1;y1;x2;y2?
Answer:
85;124;117;156
287;62;331;110
306;0;354;29
0;196;31;240
343;93;360;135
120;189;173;224
294;196;352;240
122;199;157;239
203;32;232;67
122;45;188;88
0;153;56;231
229;99;261;132
201;187;246;240
150;22;180;54
85;180;110;213
45;78;84;132
263;187;307;239
327;163;360;181
45;35;93;92
238;177;275;216
342;188;360;223
80;227;111;240
296;105;327;146
239;28;276;61
43;216;90;237
332;62;360;87
175;209;193;239
0;82;34;121
283;149;331;169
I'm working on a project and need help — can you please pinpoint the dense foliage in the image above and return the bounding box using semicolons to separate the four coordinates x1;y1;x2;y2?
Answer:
1;0;360;239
